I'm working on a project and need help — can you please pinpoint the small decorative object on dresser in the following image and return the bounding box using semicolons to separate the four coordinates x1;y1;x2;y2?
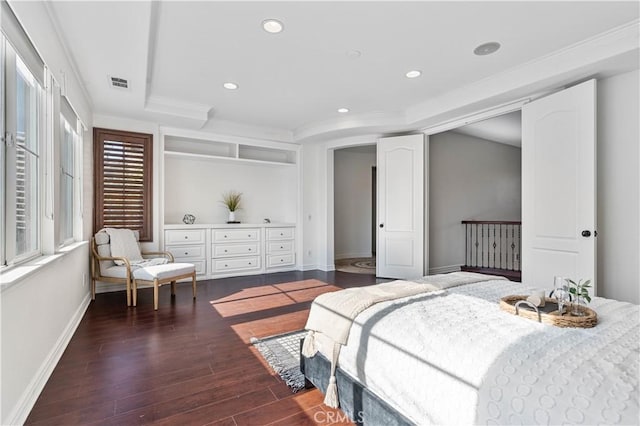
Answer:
220;190;242;223
182;214;195;224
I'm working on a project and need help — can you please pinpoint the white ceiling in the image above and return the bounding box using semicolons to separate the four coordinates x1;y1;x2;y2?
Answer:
45;1;639;143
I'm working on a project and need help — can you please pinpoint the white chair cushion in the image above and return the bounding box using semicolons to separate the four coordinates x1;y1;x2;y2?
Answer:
101;265;129;279
133;263;195;282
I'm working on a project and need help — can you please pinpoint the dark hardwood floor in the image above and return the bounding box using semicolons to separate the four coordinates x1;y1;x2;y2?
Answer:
26;271;382;425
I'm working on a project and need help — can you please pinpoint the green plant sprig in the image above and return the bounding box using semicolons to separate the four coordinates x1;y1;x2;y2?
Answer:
220;191;242;212
567;278;592;303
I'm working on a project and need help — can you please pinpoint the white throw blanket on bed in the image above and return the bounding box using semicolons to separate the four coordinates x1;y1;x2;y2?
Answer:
302;272;505;407
302;280;442;406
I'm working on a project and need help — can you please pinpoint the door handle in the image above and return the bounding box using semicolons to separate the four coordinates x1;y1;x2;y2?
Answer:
581;230;591;237
379;223;384;228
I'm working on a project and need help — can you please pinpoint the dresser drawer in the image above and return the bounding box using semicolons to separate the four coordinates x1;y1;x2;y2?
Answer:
213;243;259;257
267;254;295;268
166;245;205;259
213;229;260;243
165;229;206;245
267;241;294;254
212;256;261;273
266;227;294;240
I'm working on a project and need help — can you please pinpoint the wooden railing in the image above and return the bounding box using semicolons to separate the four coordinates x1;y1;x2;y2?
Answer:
461;220;521;281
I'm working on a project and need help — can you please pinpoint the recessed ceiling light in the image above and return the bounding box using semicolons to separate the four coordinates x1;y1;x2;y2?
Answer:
262;19;284;34
474;41;501;56
405;70;422;78
223;82;238;90
337;108;350;113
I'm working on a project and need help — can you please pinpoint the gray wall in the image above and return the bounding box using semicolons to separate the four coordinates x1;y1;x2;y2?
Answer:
597;69;639;304
429;132;522;271
334;146;377;259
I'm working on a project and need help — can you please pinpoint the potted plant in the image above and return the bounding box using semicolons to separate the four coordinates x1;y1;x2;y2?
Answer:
221;191;242;223
567;278;592;316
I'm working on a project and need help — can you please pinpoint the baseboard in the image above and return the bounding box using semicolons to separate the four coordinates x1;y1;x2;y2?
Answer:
302;263;318;271
428;264;462;275
7;292;91;425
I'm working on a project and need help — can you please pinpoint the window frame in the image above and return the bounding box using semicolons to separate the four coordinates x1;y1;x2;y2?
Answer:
2;40;43;267
93;127;153;242
59;116;77;246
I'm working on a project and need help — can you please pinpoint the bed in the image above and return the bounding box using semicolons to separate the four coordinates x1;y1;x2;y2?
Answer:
301;274;639;425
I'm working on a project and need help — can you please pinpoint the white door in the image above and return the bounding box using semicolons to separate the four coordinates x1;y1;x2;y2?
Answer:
377;134;425;279
522;79;597;292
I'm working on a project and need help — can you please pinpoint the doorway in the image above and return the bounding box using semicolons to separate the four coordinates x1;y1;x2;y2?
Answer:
427;111;522;276
333;145;377;274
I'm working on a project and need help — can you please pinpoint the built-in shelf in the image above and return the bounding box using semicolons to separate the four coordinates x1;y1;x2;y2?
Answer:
238;144;296;164
163;135;297;165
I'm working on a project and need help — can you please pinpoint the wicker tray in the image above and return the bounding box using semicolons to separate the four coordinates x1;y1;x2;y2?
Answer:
500;295;598;328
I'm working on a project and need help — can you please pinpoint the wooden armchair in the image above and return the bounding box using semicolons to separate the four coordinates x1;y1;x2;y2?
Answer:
91;229;196;309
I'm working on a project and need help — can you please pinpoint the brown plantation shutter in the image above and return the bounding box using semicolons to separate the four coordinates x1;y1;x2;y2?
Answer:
94;128;153;241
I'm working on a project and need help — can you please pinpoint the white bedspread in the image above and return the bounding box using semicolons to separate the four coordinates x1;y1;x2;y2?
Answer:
316;279;639;425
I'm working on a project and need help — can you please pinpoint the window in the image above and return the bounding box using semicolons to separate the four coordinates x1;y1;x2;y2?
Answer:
93;128;153;241
2;1;85;269
59;116;77;244
2;42;43;266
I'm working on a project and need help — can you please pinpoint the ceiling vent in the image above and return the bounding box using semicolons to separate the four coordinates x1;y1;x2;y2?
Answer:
109;76;129;89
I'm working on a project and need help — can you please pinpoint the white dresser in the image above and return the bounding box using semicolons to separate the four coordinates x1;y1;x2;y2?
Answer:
211;227;262;277
164;224;296;279
163;227;207;277
265;227;296;271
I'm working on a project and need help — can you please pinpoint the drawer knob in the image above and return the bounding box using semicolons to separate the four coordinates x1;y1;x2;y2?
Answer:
248;262;252;265
224;249;228;252
225;264;228;267
248;234;251;237
280;233;283;236
248;248;252;251
224;235;227;238
280;259;284;262
280;246;283;249
184;252;188;255
184;236;188;239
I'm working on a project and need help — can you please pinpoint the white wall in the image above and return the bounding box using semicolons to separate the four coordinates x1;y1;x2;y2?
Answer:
334;147;376;259
429;132;522;271
597;69;640;304
2;3;94;424
1;244;91;425
301;143;324;270
164;156;298;224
